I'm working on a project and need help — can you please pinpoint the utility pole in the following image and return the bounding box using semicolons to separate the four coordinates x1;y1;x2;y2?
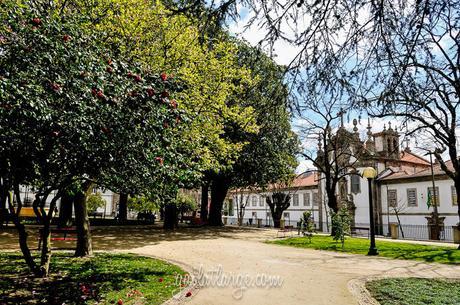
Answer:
428;152;440;240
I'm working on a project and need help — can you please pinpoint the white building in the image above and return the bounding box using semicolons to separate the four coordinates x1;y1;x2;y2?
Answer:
227;172;319;227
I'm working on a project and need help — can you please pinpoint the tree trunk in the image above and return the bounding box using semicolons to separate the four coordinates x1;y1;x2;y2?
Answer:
39;220;52;277
118;193;128;222
163;203;178;230
200;184;209;222
74;189;92;257
58;193;73;228
272;211;282;228
208;176;230;226
455;177;460;250
16;218;40;275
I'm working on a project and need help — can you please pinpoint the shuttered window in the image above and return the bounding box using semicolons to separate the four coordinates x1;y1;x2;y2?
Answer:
313;192;319;206
292;194;299;206
407;188;417;207
351;174;361;193
388;189;397;208
303;193;310;206
252;195;257;206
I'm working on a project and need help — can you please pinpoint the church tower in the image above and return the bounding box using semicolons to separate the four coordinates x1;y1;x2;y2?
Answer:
373;122;400;159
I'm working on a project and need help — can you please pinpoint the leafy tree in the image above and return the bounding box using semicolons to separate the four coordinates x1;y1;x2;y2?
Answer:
0;3;190;276
86;192;106;213
176;193;197;222
265;180;296;228
207;42;299;225
331;205;352;249
128;196;159;213
300;211;314;243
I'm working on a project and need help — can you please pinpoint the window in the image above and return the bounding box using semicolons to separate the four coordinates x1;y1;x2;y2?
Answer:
303;193;310;206
407;188;417;207
427;187;440;206
283;212;290;219
351;174;361;194
252;211;257;218
452;186;457;206
388;189;397;208
252;195;257;206
312;192;319;206
259;196;265;207
292;194;299;206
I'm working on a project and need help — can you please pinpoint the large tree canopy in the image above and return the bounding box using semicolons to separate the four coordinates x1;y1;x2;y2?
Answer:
0;2;195;275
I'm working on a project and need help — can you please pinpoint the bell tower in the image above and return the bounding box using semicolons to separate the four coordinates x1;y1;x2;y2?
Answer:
373;122;400;159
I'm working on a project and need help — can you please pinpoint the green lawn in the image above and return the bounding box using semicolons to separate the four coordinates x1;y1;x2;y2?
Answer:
366;278;460;305
268;235;460;264
0;252;188;305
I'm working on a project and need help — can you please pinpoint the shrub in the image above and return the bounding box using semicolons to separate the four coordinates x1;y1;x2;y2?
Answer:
331;205;351;249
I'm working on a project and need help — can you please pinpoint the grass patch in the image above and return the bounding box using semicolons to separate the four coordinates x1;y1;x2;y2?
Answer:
268;235;460;264
366;278;460;305
0;252;187;305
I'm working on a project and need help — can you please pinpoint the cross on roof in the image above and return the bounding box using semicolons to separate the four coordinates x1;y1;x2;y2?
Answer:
337;107;346;127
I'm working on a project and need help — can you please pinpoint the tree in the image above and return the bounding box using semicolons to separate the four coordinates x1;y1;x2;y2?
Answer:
207;42;298;226
86;192;106;213
0;3;191;275
331;205;352;249
300;99;364;214
265;181;295;229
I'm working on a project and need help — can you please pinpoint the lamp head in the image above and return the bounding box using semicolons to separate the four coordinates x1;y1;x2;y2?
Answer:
362;167;377;179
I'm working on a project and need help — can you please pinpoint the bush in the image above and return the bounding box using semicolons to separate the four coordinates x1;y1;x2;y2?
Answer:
87;193;106;213
299;211;315;243
331;205;351;249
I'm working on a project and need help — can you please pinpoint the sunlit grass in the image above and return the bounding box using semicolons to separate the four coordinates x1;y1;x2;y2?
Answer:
268;235;460;264
0;252;187;305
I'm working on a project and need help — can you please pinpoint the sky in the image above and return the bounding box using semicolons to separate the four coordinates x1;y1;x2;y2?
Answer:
226;7;425;174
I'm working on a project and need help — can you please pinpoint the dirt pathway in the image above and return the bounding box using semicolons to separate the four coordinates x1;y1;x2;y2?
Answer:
2;226;460;304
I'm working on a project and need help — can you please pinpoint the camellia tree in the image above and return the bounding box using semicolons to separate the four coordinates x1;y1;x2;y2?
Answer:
0;3;193;276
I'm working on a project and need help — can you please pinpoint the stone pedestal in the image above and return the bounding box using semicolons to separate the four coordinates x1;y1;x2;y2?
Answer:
425;213;445;240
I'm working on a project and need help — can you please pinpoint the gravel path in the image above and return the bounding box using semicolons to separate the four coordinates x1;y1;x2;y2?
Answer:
3;225;460;304
119;227;460;305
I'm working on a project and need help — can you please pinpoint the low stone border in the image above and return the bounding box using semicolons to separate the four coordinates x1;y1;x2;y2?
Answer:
348;277;381;305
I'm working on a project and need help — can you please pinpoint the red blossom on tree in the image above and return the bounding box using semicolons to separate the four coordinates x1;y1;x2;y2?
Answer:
155;157;164;165
63;34;71;42
32;18;41;26
146;88;155;97
186;291;192;297
160;72;167;81
170;100;178;109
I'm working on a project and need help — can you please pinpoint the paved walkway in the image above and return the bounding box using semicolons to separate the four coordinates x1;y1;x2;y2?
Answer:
2;226;460;304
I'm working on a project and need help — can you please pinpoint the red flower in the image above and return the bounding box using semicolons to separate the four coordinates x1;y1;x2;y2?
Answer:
32;18;41;26
185;291;192;297
96;90;105;99
63;34;71;42
161;91;169;98
106;66;113;73
107;59;113;65
50;82;61;92
130;91;139;97
134;75;142;82
155;157;164;165
146;88;155;97
170;100;178;109
91;88;98;96
127;72;133;78
117;299;123;305
163;122;169;129
158;278;163;282
160;72;167;81
175;117;181;124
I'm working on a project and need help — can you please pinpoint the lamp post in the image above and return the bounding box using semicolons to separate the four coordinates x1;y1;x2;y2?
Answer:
362;167;378;256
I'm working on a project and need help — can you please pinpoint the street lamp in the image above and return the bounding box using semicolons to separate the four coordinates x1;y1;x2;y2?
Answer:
362;167;378;256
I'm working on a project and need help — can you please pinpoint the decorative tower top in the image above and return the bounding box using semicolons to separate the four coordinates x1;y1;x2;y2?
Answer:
352;118;358;133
